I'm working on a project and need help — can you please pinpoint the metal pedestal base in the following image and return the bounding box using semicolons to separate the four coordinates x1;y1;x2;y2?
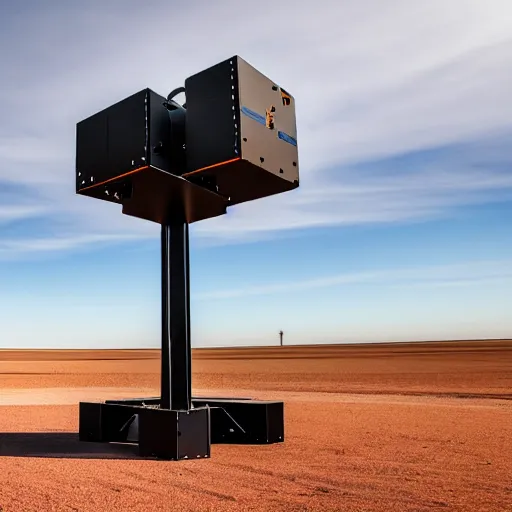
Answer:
78;221;285;460
79;397;284;460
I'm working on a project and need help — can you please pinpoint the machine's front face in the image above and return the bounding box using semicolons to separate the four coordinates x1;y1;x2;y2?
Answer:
237;56;299;189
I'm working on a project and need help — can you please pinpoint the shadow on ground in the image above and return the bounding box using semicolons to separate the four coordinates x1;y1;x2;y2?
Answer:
0;433;142;460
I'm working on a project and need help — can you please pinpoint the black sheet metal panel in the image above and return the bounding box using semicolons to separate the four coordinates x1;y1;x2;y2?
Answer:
138;406;211;460
176;407;211;459
78;402;104;442
76;89;156;195
184;55;299;206
192;399;284;444
120;167;227;224
185;57;239;174
79;402;138;443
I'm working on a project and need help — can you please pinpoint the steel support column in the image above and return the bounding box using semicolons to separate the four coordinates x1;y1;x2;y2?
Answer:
161;220;192;411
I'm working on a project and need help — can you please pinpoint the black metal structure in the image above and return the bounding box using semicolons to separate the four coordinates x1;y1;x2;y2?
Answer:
76;55;298;460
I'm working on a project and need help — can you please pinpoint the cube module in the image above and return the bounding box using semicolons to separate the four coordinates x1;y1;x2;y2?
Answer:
75;89;227;225
184;56;299;206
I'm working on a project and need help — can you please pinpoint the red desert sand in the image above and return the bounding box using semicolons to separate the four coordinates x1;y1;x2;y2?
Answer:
0;340;511;511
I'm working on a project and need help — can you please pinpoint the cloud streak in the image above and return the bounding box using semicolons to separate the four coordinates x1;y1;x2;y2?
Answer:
0;232;154;260
194;258;512;300
0;205;47;224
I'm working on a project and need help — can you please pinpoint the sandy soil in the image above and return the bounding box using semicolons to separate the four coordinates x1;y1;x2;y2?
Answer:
0;340;511;511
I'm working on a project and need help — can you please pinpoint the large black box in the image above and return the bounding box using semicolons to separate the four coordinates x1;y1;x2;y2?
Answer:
192;399;284;444
185;55;299;206
138;406;211;460
79;402;211;460
79;401;135;443
75;89;226;224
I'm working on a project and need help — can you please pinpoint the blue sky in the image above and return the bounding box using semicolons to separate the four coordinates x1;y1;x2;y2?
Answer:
1;0;512;348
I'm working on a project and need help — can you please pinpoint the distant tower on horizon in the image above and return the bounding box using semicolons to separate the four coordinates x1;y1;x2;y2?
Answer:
279;330;284;346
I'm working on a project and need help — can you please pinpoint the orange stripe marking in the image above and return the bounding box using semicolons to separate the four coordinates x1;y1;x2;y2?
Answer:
78;165;149;192
182;157;240;178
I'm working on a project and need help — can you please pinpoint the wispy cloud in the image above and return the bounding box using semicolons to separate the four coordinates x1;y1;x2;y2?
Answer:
0;232;154;259
0;205;47;224
1;0;512;250
194;259;512;300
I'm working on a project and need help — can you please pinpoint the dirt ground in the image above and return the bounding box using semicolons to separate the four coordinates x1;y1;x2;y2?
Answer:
0;340;511;511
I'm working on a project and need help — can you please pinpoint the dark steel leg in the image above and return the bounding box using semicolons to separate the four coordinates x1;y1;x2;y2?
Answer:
161;221;192;411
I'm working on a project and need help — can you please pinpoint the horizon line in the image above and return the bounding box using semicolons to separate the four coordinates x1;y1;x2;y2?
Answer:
1;337;511;353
